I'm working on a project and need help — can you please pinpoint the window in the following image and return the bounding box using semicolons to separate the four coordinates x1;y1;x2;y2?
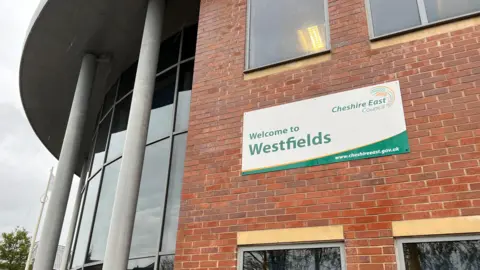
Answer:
70;174;101;268
107;95;131;162
367;0;480;38
127;257;155;270
246;0;330;70
69;23;196;270
87;160;121;263
238;243;346;270
129;141;170;258
160;134;188;253
396;235;480;270
90;114;111;175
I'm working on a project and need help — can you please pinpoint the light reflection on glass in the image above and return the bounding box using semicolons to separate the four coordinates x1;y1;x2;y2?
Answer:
297;25;326;53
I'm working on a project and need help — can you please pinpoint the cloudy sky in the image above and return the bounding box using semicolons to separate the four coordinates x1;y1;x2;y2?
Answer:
0;0;78;246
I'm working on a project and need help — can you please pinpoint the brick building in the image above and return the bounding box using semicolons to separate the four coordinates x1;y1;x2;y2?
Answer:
20;0;480;269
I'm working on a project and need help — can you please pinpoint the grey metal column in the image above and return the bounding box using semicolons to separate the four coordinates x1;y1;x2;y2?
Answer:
33;54;96;270
102;0;164;269
59;159;88;270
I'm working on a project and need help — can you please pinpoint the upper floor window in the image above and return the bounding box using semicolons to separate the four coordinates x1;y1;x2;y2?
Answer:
246;0;330;70
367;0;480;38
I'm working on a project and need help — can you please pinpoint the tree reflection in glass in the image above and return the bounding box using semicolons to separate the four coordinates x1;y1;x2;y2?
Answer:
127;257;155;270
159;255;174;270
403;240;480;270
243;247;341;270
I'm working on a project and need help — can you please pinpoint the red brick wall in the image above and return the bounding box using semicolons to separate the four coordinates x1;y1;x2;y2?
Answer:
176;0;480;269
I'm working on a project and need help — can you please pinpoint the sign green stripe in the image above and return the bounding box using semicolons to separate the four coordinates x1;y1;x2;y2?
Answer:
242;131;409;175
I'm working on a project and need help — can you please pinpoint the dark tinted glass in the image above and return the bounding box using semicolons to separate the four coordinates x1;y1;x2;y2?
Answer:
71;175;101;268
158;33;181;72
84;265;103;270
161;134;187;253
181;24;198;60
403;240;480;269
118;62;137;99
248;0;328;69
243;247;342;270
147;70;176;144
424;0;480;22
107;95;132;161
90;113;111;175
87;160;121;262
159;256;174;270
175;62;194;132
127;257;155;270
369;0;421;37
130;140;171;258
101;83;117;117
179;61;194;92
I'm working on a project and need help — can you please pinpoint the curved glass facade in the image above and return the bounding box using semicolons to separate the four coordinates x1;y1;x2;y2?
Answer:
68;24;197;270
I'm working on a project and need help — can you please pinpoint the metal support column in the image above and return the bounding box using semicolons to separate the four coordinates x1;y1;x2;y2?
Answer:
102;0;165;269
58;160;89;270
33;54;97;270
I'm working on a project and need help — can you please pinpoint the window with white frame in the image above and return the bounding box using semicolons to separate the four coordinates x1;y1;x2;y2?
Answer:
238;243;346;270
366;0;480;38
246;0;330;70
396;235;480;270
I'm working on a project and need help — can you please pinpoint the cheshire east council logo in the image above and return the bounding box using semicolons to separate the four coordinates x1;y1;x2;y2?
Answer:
370;86;395;108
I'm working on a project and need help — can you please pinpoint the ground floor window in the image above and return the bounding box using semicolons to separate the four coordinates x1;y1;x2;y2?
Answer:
396;235;480;270
238;243;346;270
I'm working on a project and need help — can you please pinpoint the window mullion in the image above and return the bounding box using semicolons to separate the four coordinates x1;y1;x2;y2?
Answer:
102;105;116;166
245;0;252;69
324;0;331;50
364;0;375;39
417;0;429;24
395;240;407;270
171;29;185;134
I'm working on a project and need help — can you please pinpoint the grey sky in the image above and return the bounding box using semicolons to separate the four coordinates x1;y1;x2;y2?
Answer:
0;0;78;245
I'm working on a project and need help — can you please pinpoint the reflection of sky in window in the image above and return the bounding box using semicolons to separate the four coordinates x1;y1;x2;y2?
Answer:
161;134;187;253
130;141;170;258
130;207;163;256
88;160;121;262
175;61;193;132
68;189;85;266
71;177;100;267
249;0;327;68
424;0;480;22
175;91;190;131
369;0;421;37
147;71;175;144
147;106;173;143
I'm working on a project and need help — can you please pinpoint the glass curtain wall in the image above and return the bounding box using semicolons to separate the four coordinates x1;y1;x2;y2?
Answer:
68;24;197;270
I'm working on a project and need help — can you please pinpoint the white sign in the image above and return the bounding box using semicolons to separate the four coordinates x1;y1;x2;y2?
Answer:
242;81;409;175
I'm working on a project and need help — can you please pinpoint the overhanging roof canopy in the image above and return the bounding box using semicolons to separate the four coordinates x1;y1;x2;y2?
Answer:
20;0;199;174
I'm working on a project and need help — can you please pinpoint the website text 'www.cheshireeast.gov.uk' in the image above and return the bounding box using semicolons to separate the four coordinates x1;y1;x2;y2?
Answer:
334;147;400;160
